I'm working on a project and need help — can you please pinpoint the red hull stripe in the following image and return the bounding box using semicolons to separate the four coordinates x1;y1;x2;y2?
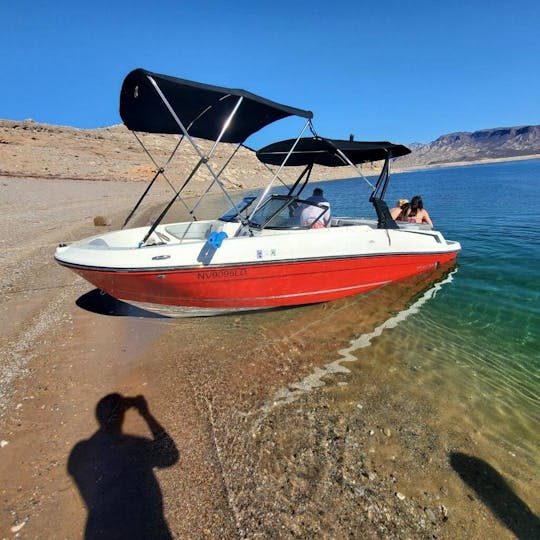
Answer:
67;251;459;308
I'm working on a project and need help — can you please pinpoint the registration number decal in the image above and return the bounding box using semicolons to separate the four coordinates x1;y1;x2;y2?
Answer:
197;268;247;280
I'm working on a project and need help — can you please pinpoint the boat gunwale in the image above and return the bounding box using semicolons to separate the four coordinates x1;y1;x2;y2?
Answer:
54;247;461;274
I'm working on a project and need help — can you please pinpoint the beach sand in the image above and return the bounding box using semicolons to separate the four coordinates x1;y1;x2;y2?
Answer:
1;176;538;539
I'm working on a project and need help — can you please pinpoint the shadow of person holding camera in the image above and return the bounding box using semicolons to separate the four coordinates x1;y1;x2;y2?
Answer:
68;394;179;539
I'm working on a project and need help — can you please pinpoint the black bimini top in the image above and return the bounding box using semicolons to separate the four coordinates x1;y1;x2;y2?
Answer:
257;137;411;166
119;68;313;143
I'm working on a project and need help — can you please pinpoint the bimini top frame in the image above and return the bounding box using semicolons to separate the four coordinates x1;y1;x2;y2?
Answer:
118;68;314;244
256;136;411;229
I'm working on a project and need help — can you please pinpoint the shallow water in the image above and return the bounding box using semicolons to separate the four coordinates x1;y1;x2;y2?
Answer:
80;160;540;515
302;159;540;470
141;160;540;468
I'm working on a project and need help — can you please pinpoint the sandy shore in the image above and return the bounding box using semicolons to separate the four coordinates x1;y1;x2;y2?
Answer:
1;176;538;539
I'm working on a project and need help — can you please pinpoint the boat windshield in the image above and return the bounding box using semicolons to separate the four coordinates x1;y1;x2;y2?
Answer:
248;195;328;230
219;196;257;222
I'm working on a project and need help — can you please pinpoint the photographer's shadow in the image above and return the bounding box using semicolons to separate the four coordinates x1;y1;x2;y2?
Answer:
68;394;179;539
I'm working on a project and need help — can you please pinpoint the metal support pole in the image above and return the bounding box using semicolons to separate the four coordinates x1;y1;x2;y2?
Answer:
122;167;162;229
332;146;376;191
189;142;243;216
141;159;205;245
380;153;392;200
147;76;245;225
369;155;390;202
130;131;194;217
248;118;311;220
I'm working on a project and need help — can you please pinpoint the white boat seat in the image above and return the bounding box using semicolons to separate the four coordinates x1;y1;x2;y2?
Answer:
165;222;213;240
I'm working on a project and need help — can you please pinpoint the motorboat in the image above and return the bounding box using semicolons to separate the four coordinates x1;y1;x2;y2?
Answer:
55;68;461;316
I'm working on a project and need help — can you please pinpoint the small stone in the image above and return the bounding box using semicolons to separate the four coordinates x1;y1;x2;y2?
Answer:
440;504;449;521
425;508;437;523
369;430;375;436
11;521;26;533
396;492;406;500
93;215;111;226
354;486;365;497
383;428;391;437
0;440;9;448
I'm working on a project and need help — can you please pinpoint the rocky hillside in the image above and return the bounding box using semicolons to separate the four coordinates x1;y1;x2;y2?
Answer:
0;119;277;192
0;119;378;193
394;125;540;169
1;120;539;191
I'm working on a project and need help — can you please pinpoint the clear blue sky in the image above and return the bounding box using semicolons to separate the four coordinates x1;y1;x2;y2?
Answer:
2;0;539;145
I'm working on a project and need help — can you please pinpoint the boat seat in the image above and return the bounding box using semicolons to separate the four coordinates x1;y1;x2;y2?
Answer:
332;218;377;229
165;222;213;240
88;238;110;249
396;221;433;231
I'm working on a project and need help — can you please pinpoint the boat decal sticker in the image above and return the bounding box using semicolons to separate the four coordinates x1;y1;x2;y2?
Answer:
415;262;438;272
256;248;277;259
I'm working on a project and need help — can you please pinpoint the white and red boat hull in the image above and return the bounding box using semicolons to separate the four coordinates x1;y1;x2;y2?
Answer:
56;220;460;314
65;252;457;310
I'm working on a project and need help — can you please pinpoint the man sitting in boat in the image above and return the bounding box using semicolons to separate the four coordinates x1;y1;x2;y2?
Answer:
300;188;331;228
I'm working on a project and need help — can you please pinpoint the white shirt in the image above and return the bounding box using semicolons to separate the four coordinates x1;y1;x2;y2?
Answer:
301;196;331;227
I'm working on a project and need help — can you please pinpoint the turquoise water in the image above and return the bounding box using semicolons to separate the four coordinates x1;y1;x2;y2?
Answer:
314;159;540;460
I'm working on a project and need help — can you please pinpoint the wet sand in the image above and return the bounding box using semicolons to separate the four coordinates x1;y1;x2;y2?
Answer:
1;177;538;538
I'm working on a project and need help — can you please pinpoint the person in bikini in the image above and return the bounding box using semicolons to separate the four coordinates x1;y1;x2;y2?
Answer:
399;195;433;226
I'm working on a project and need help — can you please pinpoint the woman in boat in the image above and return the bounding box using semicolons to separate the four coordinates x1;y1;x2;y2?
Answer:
399;195;433;226
390;198;409;220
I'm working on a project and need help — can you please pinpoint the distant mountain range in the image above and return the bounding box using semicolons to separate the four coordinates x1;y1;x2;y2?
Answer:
394;125;540;170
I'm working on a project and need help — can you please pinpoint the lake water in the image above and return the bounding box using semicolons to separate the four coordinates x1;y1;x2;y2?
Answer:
309;159;539;464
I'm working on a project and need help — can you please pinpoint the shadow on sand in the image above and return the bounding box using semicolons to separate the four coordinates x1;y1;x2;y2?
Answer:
68;394;179;539
450;452;540;539
76;289;167;318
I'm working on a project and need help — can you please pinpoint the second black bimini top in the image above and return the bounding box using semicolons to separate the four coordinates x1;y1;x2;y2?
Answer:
119;68;313;143
257;137;411;166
